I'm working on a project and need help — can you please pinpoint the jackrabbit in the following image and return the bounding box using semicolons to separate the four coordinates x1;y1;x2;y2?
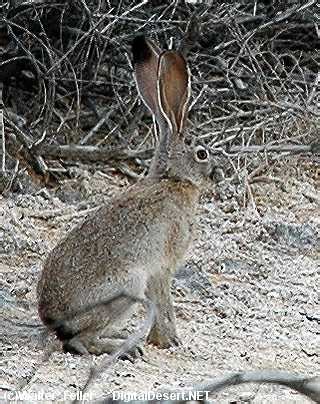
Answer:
37;35;216;355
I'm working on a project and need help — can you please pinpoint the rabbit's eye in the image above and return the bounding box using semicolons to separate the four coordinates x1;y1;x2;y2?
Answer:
195;146;209;162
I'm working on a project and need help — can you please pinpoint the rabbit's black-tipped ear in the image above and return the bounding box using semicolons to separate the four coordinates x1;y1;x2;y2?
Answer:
158;50;190;136
132;36;162;117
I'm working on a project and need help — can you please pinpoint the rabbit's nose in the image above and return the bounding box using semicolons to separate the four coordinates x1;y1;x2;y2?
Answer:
210;166;225;183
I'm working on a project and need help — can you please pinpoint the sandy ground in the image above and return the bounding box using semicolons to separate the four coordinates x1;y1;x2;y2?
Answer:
0;156;319;403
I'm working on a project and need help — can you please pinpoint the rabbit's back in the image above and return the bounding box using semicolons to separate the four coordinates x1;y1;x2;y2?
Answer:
37;178;199;324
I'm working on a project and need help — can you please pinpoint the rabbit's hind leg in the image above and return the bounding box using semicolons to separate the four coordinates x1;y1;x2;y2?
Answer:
64;333;127;355
62;273;148;355
62;295;135;355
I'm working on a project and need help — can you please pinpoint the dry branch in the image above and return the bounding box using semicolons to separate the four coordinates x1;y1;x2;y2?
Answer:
4;127;318;186
226;143;320;154
34;144;154;163
1;0;318;186
190;370;320;403
98;371;320;403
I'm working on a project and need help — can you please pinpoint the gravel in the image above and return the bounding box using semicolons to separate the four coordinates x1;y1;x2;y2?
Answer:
0;157;319;403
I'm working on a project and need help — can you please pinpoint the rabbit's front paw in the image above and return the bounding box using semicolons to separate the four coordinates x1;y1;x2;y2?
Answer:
147;328;181;348
119;345;144;362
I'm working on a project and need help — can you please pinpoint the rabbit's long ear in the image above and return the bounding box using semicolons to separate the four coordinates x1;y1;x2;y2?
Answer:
132;35;162;119
157;50;190;138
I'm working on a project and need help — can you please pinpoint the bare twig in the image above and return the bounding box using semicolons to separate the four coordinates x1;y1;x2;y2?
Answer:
35;144;154;163
226;144;319;154
188;370;320;403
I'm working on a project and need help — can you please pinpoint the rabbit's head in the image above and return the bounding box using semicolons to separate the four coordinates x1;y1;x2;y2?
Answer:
132;35;215;187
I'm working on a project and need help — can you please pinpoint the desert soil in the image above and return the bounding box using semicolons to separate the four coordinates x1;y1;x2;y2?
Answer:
1;156;319;403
